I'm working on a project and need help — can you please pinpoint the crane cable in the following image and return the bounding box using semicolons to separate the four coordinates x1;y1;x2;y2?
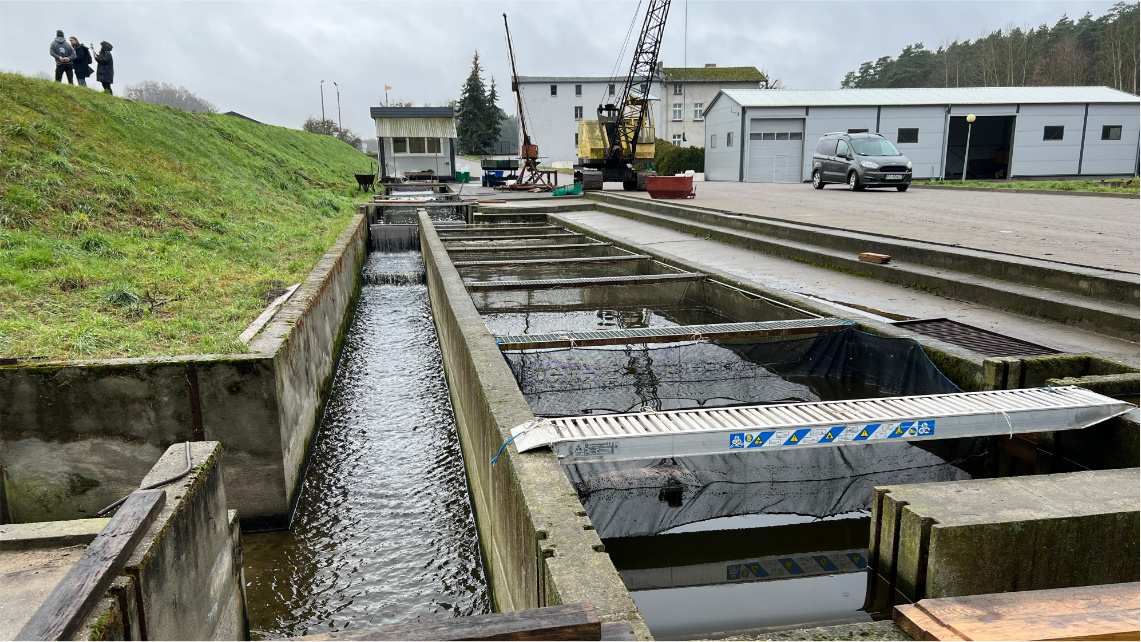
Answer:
600;0;644;107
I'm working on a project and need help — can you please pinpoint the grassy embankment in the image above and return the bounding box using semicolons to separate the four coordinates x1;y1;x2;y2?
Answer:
924;178;1138;194
0;72;373;360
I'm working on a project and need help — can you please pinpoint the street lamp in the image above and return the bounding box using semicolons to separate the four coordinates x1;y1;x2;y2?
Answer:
320;80;326;131
962;113;976;182
333;81;342;131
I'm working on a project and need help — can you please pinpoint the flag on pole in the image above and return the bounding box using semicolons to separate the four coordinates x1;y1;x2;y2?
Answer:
385;85;392;90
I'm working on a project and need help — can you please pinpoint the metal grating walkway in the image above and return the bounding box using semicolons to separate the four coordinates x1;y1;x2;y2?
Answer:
447;242;612;254
892;318;1059;357
453;254;649;268
511;386;1134;462
443;232;584;242
497;318;853;350
437;225;561;235
466;273;705;291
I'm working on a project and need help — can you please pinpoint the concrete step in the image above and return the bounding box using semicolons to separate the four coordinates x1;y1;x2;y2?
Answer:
581;200;1139;341
587;192;1139;306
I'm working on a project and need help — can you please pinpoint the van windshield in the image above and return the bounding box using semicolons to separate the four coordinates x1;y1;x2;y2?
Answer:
851;138;900;156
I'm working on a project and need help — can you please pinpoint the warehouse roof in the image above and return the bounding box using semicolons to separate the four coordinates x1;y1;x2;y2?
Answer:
711;86;1140;111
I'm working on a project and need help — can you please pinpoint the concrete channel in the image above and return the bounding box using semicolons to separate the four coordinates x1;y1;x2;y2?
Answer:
3;186;1137;640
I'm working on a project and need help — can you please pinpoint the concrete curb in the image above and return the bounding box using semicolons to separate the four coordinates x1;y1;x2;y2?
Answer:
910;183;1140;199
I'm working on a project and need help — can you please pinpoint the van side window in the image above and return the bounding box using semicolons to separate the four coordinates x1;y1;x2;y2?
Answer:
816;138;835;155
836;140;850;157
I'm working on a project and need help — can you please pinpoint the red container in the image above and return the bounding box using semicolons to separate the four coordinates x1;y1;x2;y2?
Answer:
646;175;695;199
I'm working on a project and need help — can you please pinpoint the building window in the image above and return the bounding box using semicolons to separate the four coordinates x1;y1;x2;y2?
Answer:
672;103;683;120
790;132;803;140
673;83;683;95
575;133;579;146
749;133;762;140
392;138;408;153
575;84;582;97
426;138;441;154
710;134;717;149
1043;125;1064;140
672;134;682;145
550;84;557;96
775;132;789;140
847;128;868;134
409;137;426;153
727;132;734;147
608;83;615;96
762;132;775;140
898;128;919;144
1102;125;1122;140
693;103;704;120
574;106;583;120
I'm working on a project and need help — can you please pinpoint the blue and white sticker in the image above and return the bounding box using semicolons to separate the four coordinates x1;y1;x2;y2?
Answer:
728;420;937;450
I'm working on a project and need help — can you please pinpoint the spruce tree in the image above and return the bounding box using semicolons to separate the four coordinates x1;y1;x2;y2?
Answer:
456;52;490;154
486;78;507;151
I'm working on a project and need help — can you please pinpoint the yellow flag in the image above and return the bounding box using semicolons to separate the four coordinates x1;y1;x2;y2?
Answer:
385;85;392;90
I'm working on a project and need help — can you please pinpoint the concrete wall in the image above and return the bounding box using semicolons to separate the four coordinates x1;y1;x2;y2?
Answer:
418;213;649;638
1;214;368;529
0;441;247;640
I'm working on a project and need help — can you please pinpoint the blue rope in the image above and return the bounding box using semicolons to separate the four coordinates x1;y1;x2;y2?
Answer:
491;431;524;465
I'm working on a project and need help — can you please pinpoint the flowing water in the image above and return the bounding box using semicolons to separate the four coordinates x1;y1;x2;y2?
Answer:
242;251;490;639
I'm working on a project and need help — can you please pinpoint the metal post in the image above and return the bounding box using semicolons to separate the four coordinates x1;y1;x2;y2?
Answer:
962;113;975;183
334;81;342;130
320;80;326;131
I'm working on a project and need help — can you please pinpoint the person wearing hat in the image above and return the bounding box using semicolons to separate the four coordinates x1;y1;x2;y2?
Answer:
49;29;75;84
94;41;114;95
69;36;94;87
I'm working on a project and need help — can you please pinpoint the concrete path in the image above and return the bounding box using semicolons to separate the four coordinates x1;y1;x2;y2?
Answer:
554;209;1140;366
613;183;1139;272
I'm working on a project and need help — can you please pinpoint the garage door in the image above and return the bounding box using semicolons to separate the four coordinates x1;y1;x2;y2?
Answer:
746;119;805;183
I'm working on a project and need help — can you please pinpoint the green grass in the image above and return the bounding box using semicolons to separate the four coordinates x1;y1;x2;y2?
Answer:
924;178;1138;194
0;72;374;360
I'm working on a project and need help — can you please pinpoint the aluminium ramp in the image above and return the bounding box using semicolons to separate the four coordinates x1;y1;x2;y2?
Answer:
511;386;1134;463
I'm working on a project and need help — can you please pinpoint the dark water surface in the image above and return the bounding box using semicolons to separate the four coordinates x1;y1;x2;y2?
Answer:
243;255;490;639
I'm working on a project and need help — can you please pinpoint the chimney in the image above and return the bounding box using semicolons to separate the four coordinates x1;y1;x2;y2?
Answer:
656;61;664;74
704;63;716;69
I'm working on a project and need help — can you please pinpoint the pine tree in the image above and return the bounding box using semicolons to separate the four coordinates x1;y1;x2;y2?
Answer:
456;52;491;154
486;77;507;151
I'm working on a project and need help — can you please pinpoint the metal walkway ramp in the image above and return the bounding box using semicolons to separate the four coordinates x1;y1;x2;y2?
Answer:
466;273;705;291
511;386;1134;462
496;318;851;350
452;254;648;268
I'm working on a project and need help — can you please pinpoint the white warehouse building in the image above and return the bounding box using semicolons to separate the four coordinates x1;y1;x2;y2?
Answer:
702;86;1140;183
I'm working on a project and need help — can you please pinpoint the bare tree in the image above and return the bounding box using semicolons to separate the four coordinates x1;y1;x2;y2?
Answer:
124;81;216;112
302;117;364;151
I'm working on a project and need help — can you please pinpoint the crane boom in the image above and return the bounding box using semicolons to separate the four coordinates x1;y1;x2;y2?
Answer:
605;0;671;160
503;13;532;153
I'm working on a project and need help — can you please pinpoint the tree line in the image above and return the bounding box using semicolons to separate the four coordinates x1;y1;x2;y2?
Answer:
841;2;1139;94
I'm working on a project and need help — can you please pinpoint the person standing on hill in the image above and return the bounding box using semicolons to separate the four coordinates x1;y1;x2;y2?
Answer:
69;37;93;87
49;29;75;84
94;41;114;94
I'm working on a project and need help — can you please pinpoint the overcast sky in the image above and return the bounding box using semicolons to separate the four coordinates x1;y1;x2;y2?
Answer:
1;1;1121;139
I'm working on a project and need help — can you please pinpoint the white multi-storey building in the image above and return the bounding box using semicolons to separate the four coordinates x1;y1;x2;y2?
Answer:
515;64;767;166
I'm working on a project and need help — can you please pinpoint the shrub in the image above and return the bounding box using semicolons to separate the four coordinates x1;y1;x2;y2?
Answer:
653;139;705;176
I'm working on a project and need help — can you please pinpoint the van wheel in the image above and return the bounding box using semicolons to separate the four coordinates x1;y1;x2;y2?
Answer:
848;172;865;191
812;170;825;189
896;184;909;192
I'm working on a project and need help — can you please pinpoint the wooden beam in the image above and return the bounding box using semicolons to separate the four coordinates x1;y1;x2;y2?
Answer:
894;582;1141;641
288;603;602;641
16;490;166;641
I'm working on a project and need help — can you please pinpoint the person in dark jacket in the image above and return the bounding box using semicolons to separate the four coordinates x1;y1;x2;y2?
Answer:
94;41;114;95
68;37;93;87
49;29;75;84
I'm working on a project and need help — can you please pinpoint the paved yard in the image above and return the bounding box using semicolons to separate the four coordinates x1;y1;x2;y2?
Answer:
615;182;1139;272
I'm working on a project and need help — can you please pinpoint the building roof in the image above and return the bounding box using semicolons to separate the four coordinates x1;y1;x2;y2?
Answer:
713;86;1140;110
661;66;765;82
371;106;455;118
516;76;627;84
223;111;262;124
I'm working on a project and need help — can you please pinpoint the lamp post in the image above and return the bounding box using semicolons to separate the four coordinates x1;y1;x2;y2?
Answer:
333;81;342;131
962;113;976;182
320;80;326;131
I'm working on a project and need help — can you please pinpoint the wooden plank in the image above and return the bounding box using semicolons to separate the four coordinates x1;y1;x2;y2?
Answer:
16;490;166;641
289;602;601;641
600;621;638;641
894;583;1140;641
859;252;892;264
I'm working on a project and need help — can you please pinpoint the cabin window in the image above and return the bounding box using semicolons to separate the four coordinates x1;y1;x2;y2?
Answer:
426;138;441;154
1102;125;1122;140
392;138;408;153
408;137;426;153
898;128;919;144
1043;125;1064;140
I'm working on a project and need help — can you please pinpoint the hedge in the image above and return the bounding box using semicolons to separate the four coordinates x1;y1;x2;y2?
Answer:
653;139;705;176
